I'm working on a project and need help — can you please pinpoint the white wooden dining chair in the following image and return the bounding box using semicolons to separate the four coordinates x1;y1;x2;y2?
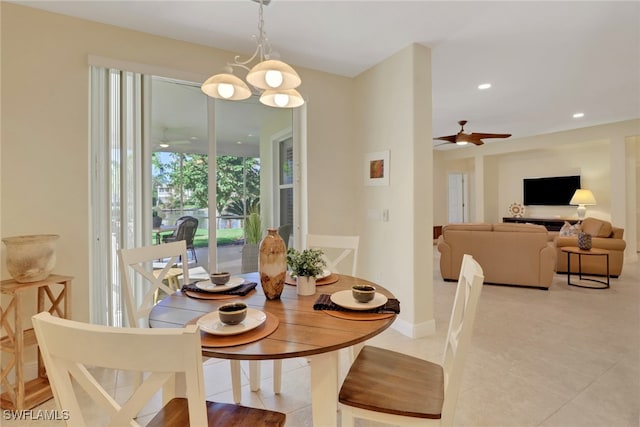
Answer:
31;312;286;427
118;241;190;328
256;233;361;398
306;233;360;276
119;242;249;404
338;254;484;427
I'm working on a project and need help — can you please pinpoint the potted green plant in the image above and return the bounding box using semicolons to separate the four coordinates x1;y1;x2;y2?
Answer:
241;209;263;273
286;248;326;296
152;205;165;228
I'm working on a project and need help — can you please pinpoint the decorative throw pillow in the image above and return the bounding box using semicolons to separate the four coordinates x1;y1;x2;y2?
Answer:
559;221;581;236
581;217;613;238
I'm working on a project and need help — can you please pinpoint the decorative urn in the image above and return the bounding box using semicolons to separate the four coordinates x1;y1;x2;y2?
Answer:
2;234;60;283
258;228;287;299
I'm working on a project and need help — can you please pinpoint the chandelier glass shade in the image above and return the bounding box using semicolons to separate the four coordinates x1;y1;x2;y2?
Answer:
201;73;252;101
260;88;305;108
201;0;303;108
246;59;301;90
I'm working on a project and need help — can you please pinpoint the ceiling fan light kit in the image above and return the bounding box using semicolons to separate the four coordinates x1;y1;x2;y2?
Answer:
201;0;303;108
435;120;511;147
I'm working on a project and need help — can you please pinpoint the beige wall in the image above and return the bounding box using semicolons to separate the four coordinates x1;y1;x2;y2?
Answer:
353;44;434;336
1;4;355;322
302;71;357;235
2;3;638;336
435;119;640;260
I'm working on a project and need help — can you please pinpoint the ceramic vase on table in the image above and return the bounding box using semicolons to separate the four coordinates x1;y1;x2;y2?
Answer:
2;234;59;283
259;228;287;299
296;275;316;296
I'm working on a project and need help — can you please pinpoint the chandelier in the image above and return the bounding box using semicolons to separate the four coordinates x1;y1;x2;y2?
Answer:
201;0;304;108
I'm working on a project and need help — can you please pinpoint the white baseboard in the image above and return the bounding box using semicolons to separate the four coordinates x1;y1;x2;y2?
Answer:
624;252;638;264
391;317;436;339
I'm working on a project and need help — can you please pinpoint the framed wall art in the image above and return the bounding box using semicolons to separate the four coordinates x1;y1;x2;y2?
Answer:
364;150;390;186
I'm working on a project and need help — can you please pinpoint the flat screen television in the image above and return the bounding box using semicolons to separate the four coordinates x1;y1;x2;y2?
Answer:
523;175;581;206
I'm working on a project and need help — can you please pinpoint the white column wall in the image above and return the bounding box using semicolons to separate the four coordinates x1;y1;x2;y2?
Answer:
354;44;434;337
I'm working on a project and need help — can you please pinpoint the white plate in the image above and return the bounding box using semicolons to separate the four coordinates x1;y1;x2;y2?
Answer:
330;290;388;311
197;308;266;336
317;269;332;279
195;277;245;293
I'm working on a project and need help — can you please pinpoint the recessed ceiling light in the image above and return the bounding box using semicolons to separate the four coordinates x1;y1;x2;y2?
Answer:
573;112;585;118
159;143;169;148
478;83;491;90
236;141;243;145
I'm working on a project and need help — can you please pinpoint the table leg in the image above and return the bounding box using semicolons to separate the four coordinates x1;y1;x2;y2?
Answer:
309;352;339;427
566;252;610;289
578;253;583;281
250;360;261;391
566;252;571;286
230;360;242;404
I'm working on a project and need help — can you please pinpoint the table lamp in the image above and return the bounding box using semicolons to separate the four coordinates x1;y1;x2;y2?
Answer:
570;189;596;219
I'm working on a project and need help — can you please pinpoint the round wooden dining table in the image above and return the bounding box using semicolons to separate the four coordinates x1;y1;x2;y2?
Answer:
148;272;397;427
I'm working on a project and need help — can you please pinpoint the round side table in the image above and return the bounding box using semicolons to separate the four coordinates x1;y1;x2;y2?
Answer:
561;246;610;289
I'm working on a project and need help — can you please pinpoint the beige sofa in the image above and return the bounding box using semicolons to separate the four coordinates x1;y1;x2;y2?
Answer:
554;217;626;277
437;223;556;289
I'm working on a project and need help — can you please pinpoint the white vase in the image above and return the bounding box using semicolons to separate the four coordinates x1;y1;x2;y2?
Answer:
2;234;59;283
297;275;317;296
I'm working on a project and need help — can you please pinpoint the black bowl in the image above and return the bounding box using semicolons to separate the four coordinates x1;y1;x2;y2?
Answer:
218;302;247;325
352;285;376;303
210;272;231;285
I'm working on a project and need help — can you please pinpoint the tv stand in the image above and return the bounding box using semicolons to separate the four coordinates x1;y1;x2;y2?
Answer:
503;217;578;232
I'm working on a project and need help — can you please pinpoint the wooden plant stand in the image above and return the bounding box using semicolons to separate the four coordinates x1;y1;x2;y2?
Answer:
0;274;72;410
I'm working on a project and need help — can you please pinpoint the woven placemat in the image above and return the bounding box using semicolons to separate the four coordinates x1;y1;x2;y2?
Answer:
187;311;279;348
322;310;395;321
313;294;400;314
184;291;241;300
182;282;257;300
285;272;339;286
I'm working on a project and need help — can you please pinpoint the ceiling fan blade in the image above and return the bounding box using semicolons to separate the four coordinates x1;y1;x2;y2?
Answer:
433;135;457;143
433;141;452;147
436;122;512;147
468;132;511;139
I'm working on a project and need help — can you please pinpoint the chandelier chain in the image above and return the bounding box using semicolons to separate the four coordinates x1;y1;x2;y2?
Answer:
230;0;272;71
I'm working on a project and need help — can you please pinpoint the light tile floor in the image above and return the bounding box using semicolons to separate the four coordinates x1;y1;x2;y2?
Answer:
4;251;639;426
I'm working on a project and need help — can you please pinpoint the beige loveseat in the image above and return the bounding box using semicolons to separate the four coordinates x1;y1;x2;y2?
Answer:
554;217;626;277
437;223;556;289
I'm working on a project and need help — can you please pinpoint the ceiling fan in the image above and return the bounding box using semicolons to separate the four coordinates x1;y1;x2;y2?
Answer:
154;127;195;148
434;120;511;146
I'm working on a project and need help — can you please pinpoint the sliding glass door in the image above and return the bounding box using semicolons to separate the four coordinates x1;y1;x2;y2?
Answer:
91;68;296;326
90;67;146;326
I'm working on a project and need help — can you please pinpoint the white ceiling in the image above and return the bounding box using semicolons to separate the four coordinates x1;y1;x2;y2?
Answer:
14;0;640;151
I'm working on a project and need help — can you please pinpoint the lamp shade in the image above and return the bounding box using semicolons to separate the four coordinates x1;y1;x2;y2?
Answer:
259;88;305;108
247;59;301;90
570;189;596;206
201;73;252;101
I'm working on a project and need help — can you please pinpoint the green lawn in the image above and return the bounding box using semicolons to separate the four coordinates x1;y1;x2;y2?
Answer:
153;228;244;247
